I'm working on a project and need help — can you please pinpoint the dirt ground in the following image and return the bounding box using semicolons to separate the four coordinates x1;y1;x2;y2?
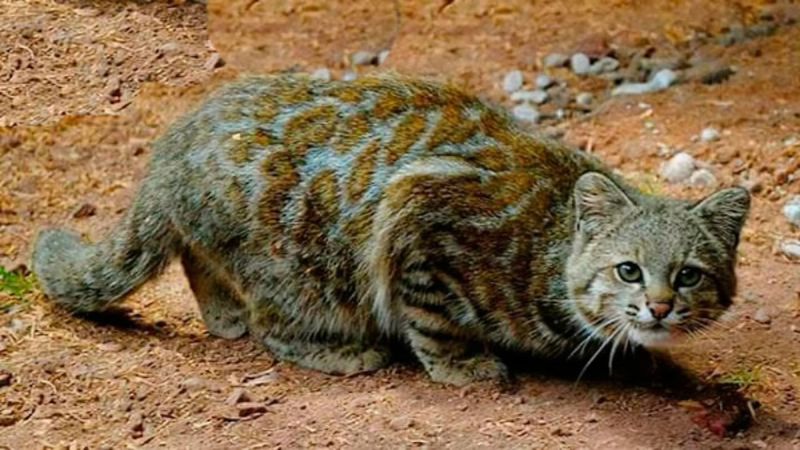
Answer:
1;0;800;448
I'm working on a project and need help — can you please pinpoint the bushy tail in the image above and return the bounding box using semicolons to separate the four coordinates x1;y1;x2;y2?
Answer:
32;185;178;313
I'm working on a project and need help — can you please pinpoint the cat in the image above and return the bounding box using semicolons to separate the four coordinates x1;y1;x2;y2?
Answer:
32;74;750;385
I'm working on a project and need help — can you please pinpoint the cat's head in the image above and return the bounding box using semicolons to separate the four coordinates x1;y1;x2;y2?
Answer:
565;172;750;349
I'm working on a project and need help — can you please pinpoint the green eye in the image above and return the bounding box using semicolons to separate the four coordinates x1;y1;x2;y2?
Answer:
675;267;703;288
616;262;643;283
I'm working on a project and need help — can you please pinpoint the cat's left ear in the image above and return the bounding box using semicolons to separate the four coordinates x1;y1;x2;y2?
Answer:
691;187;751;250
573;172;636;236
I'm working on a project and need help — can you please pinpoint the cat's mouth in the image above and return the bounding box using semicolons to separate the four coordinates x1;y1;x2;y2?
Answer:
626;322;681;348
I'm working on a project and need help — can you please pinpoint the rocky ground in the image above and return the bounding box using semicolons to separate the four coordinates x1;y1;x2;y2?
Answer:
1;0;799;448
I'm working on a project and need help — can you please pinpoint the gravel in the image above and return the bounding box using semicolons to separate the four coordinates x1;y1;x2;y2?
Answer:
612;69;678;95
512;104;540;123
310;68;331;82
783;196;800;226
588;57;619;74
351;50;377;66
543;53;568;68
660;152;696;183
342;70;357;82
575;92;593;108
753;307;772;325
535;74;553;89
700;127;721;142
570;53;591;75
780;239;800;259
689;168;717;187
510;89;548;104
503;70;524;92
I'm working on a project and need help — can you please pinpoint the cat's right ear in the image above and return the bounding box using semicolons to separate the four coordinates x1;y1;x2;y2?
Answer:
573;172;635;236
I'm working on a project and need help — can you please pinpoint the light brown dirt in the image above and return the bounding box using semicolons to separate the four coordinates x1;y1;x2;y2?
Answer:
1;0;799;448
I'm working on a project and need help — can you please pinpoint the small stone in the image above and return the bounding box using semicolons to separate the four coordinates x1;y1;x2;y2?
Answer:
351;50;377;66
535;74;553;89
158;42;181;57
753;308;771;325
689;169;717;188
779;239;800;260
575;92;593;108
512;104;540;123
128;412;144;437
588;57;619;75
106;76;121;100
741;176;763;194
660;152;696;183
236;402;267;417
341;71;357;82
543;53;568;68
377;50;390;65
570;53;591;75
502;70;524;93
97;342;123;352
782;196;800;226
700;127;721;143
309;68;331;82
203;53;224;71
649;69;678;89
225;388;252;406
389;416;415;430
510;89;548;104
180;377;207;393
73;203;97;219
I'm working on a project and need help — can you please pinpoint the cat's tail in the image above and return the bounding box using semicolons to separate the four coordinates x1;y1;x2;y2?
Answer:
32;179;179;313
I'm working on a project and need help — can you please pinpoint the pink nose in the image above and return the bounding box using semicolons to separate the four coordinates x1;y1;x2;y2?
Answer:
649;302;673;320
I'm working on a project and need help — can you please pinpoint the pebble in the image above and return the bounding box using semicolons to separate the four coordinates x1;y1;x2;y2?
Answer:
157;41;181;57
377;50;390;65
543;53;568;68
570;53;591;75
689;169;717;188
512;104;540;123
535;74;553;89
351;50;377;66
575;92;593;108
612;69;677;95
779;239;800;260
179;377;207;393
588;57;619;75
510;89;548;104
700;127;721;143
203;53;224;71
740;175;763;193
782;196;800;226
236;402;267;417
389;416;415;430
341;70;357;82
503;70;524;93
660;152;696;183
309;68;331;82
753;307;771;325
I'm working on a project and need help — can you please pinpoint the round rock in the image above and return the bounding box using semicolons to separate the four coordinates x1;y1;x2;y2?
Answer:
575;92;593;107
535;74;553;89
780;239;800;260
512;104;540;123
503;70;524;93
570;53;591;75
660;152;696;183
510;89;548;104
310;68;331;82
543;53;568;68
783;196;800;226
700;127;721;143
689;168;717;187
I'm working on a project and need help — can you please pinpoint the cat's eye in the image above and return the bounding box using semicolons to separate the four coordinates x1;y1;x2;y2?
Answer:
616;262;643;283
675;267;703;288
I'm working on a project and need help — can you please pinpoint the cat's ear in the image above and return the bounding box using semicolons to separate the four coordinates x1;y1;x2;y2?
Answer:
573;172;635;236
691;187;750;250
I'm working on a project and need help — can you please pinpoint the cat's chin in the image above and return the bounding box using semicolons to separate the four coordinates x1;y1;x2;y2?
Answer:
627;326;682;349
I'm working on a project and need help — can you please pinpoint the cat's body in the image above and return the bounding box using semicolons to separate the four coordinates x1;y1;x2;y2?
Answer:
33;74;750;385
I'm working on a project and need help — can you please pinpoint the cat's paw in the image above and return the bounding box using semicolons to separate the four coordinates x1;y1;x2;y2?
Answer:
426;354;509;386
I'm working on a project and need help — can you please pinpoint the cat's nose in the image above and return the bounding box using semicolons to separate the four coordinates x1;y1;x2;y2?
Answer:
648;302;673;320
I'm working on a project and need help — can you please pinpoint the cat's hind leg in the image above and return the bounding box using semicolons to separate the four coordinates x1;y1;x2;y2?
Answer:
397;268;509;386
181;251;248;339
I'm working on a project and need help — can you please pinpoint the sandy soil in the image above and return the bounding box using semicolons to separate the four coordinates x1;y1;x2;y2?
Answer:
1;0;799;448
